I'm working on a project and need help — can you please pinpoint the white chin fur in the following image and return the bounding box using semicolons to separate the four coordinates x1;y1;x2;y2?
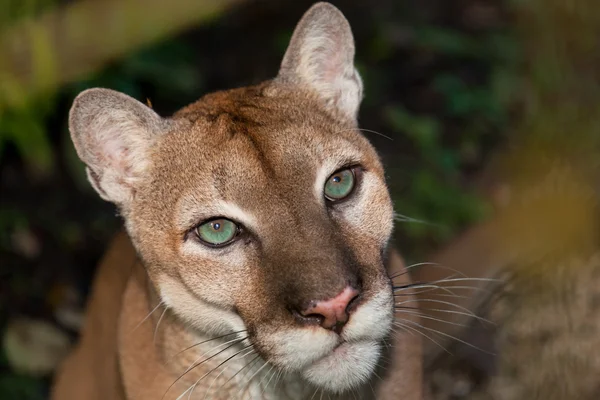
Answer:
302;341;381;393
267;329;338;370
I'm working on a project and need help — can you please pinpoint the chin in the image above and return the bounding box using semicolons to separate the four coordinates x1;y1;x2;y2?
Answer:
255;286;393;394
302;340;382;393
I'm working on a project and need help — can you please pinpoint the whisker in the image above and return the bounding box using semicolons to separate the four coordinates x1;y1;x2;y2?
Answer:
375;351;392;372
394;283;461;297
331;127;393;141
404;261;442;270
394;274;461;288
370;368;383;383
258;364;277;397
357;128;394;141
367;378;378;399
130;301;164;332
218;353;261;396
397;285;492;294
394;309;471;328
272;368;284;392
237;359;270;398
161;337;246;400
393;321;452;355
176;384;193;400
265;367;284;398
394;290;472;300
394;214;439;227
395;305;494;325
390;324;415;337
153;307;168;344
202;347;256;400
202;362;231;400
394;276;498;292
389;262;469;280
400;318;495;355
183;336;248;375
310;387;320;400
166;330;247;365
394;282;487;298
394;298;482;319
429;277;501;284
201;350;257;400
184;343;254;399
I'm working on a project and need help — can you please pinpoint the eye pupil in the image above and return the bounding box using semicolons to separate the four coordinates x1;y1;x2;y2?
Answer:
324;168;356;202
195;218;238;247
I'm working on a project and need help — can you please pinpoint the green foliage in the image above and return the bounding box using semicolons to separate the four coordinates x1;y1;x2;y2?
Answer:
415;27;519;63
0;0;61;175
414;27;483;57
0;0;57;27
0;349;44;400
386;106;442;153
433;74;502;121
0;103;55;175
373;25;517;254
385;106;490;244
0;374;45;400
0;38;202;180
68;40;203;102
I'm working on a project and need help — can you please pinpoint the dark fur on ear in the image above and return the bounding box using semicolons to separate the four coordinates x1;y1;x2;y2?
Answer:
69;88;172;206
277;2;363;121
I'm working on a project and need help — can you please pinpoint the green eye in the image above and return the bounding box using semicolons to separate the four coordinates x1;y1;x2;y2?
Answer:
324;168;356;201
195;218;238;246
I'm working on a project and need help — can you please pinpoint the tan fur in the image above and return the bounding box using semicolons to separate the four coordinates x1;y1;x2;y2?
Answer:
52;3;423;399
51;230;132;399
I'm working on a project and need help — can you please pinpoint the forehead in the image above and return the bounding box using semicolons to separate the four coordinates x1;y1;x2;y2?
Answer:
144;87;377;226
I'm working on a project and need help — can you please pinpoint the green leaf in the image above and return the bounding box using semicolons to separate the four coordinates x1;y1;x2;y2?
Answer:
384;106;440;152
0;109;54;174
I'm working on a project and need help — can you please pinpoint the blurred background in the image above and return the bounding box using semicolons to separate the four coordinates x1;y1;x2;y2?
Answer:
0;0;598;398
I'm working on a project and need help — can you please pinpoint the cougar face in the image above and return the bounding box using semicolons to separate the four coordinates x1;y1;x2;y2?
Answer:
69;3;396;394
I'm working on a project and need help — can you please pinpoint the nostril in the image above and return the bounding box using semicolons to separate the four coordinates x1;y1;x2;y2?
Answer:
292;308;324;326
294;286;361;331
345;292;361;314
304;313;326;325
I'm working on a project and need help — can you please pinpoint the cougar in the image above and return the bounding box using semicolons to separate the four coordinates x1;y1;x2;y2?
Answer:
51;3;423;399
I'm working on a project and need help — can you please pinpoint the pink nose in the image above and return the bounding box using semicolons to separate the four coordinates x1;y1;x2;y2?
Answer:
300;286;361;333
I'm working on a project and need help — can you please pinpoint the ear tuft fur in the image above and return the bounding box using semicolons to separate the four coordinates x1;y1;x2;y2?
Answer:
278;2;363;121
69;88;170;206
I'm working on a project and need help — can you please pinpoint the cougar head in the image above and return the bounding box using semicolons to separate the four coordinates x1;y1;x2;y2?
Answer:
69;2;396;394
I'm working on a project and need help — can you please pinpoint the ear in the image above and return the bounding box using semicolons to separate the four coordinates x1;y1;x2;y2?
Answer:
277;2;363;121
69;88;171;206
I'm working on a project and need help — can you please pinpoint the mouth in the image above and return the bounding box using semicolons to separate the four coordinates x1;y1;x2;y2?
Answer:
329;339;352;355
255;288;393;393
301;339;382;393
323;338;377;362
326;341;357;364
